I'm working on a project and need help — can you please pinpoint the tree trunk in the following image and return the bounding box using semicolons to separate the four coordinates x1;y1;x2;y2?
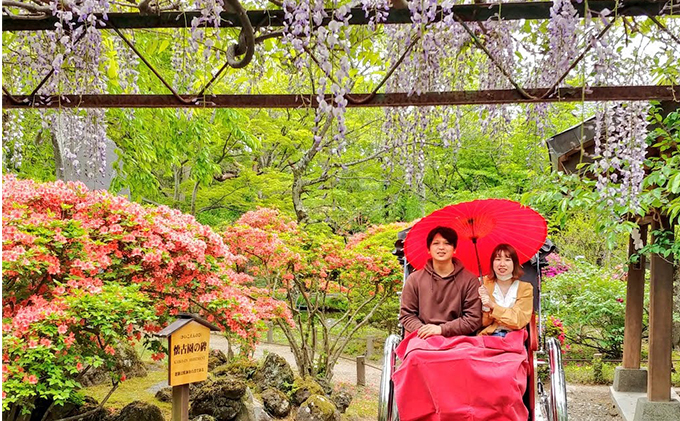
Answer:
50;132;65;180
191;180;200;215
291;172;308;224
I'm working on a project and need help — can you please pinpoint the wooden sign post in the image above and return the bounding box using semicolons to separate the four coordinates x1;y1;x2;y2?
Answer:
157;314;220;421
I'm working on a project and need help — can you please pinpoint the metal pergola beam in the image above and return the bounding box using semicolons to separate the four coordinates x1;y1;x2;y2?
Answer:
4;85;677;109
2;0;677;32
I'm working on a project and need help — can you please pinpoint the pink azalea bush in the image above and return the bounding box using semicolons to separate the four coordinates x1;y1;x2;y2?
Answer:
222;209;404;379
2;176;291;414
541;253;571;278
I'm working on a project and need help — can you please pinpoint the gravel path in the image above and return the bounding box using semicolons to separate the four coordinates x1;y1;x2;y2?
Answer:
566;385;622;421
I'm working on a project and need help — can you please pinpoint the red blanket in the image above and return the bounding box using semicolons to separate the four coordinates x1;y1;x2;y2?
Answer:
392;330;529;421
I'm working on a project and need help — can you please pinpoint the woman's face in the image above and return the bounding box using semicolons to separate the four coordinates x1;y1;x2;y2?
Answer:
493;251;514;278
428;233;455;263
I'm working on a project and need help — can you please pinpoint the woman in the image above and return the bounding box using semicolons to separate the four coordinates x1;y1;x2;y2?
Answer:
478;243;533;336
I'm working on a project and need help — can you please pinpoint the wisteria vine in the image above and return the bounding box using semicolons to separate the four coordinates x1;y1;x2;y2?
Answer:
2;0;677;206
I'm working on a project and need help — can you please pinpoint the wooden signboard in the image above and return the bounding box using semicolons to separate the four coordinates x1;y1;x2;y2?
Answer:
168;321;210;386
157;314;220;421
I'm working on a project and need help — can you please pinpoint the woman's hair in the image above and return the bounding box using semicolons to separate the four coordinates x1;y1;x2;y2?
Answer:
426;226;458;249
488;243;524;280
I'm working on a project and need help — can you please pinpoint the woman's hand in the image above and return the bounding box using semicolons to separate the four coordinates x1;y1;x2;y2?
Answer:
478;285;494;310
417;324;442;339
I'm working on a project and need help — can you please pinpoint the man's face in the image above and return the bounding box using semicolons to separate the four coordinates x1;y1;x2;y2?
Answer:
428;233;455;263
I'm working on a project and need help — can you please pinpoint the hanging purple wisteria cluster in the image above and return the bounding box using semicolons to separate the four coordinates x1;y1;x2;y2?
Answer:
592;102;649;211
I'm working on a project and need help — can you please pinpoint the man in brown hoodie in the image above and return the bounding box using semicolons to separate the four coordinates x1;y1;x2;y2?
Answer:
399;226;482;338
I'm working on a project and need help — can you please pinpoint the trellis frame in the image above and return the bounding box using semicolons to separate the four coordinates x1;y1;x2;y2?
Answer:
2;0;679;108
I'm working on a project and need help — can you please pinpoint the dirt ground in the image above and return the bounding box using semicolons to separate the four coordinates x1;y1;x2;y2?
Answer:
210;336;646;420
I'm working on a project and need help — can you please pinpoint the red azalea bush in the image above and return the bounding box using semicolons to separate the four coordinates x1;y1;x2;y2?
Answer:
2;176;290;415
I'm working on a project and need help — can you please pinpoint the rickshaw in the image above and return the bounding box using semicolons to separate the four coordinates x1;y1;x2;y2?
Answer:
378;228;568;421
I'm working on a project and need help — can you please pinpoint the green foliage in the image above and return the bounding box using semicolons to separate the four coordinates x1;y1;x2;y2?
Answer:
542;260;630;358
551;211;627;268
2;284;155;414
528;104;680;263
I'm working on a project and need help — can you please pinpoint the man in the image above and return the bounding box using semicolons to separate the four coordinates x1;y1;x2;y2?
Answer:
399;226;482;338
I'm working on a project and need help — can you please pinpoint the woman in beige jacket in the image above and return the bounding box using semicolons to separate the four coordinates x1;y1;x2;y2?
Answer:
477;243;533;336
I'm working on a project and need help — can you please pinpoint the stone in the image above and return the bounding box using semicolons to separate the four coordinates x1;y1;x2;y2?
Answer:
261;388;291;418
314;378;334;396
209;349;230;372
155;387;172;402
331;386;353;414
296;395;340;421
190;376;247;421
213;359;259;380
235;388;256;421
291;377;326;406
42;395;110;421
80;343;148;387
112;401;164;421
613;367;648;393
253;353;294;392
192;416;217;421
633;397;680;421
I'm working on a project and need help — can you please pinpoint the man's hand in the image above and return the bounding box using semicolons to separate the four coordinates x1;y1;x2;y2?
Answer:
417;324;442;339
478;285;494;310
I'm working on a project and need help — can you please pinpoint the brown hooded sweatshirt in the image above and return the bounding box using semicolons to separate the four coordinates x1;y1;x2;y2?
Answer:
399;258;482;337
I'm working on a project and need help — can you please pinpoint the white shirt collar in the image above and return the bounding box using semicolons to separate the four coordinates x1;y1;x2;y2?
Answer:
493;280;520;309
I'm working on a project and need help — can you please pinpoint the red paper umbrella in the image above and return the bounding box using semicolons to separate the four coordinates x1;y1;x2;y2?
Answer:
404;199;548;277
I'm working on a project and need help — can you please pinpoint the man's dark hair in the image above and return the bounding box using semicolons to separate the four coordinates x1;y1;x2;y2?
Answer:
426;226;458;249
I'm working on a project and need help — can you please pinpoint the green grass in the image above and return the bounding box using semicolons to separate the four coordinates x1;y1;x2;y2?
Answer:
340;385;378;421
81;370;171;419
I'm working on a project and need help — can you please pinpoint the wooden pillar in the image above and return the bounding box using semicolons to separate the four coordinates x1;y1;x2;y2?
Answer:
266;322;273;344
356;356;366;386
366;336;374;359
172;384;190;421
623;224;647;369
648;216;674;402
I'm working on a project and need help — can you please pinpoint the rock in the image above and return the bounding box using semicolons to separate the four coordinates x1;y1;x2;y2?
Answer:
253;353;294;392
235;387;256;421
261;388;291;418
192;416;217;421
331;387;353;414
190;376;246;421
296;395;340;421
41;396;110;421
252;399;273;421
291;377;326;405
80;343;147;387
313;378;333;396
112;401;164;421
155;387;172;402
209;349;230;372
213;359;259;380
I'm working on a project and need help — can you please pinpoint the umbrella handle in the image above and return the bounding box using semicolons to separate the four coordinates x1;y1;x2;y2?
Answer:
472;237;483;284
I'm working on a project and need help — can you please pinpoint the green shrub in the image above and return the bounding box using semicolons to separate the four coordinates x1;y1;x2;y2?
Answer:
542;260;632;358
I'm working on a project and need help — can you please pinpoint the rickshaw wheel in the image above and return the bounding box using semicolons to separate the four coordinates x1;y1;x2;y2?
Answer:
378;334;401;421
540;337;568;421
